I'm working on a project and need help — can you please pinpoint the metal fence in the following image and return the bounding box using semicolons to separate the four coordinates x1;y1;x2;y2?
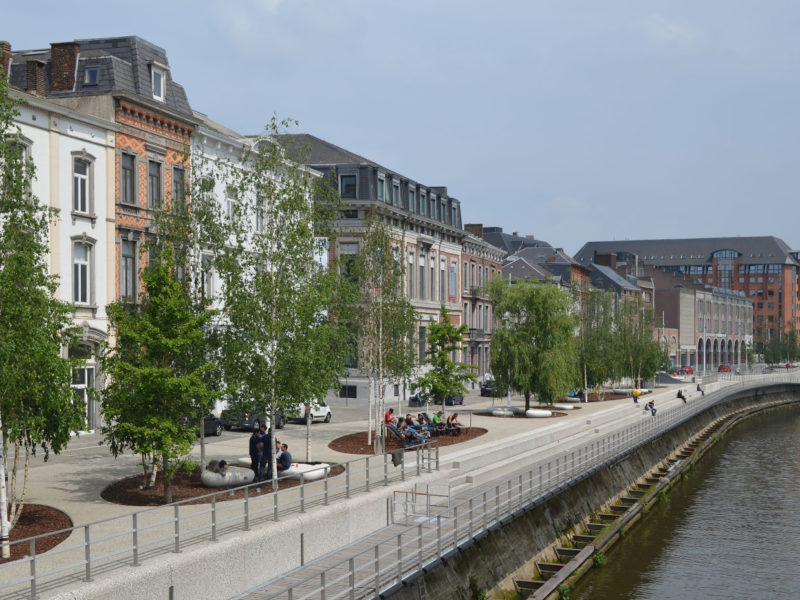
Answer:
0;441;439;600
236;373;800;600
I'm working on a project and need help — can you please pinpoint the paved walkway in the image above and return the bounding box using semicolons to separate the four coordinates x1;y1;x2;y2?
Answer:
6;376;736;600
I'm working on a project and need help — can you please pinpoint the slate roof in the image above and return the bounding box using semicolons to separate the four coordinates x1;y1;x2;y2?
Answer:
9;36;192;118
502;256;559;284
589;263;639;292
574;236;799;267
513;245;578;266
481;227;551;255
277;133;386;171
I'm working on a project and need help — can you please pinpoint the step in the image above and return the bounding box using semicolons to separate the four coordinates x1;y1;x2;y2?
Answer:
556;546;581;559
619;496;638;505
597;512;618;521
645;477;661;484
628;490;646;498
635;482;652;490
586;522;606;533
609;505;629;514
573;534;596;545
515;579;545;592
536;563;564;578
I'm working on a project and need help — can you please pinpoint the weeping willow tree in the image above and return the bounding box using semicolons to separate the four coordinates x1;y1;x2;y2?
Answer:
488;278;578;410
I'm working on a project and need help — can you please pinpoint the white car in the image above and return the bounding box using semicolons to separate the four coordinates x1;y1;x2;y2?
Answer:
294;400;332;423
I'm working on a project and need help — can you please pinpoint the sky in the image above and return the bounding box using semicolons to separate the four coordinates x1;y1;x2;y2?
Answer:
6;1;800;255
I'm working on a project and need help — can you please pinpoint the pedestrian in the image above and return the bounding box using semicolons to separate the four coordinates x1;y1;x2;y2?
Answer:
632;388;642;404
248;428;261;476
647;400;657;416
677;389;686;403
258;424;272;481
696;384;704;397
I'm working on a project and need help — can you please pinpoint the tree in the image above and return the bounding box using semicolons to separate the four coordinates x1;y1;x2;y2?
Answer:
416;305;476;413
615;301;666;387
350;213;417;451
0;76;85;555
100;247;217;503
576;289;618;400
488;279;578;410
216;119;352;476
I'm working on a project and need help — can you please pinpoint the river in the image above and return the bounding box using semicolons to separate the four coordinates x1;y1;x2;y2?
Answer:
571;404;800;600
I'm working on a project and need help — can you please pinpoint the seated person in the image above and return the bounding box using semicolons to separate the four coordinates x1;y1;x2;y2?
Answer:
384;408;394;425
206;459;228;474
404;414;416;427
277;443;292;471
446;413;462;436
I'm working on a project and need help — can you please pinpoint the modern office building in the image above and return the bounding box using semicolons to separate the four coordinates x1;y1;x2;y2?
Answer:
575;237;797;347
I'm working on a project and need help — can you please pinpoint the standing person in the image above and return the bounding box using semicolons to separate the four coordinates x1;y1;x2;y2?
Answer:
248;428;261;476
258;424;272;481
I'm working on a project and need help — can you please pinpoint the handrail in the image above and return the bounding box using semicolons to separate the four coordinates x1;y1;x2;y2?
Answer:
0;440;439;600
234;373;800;599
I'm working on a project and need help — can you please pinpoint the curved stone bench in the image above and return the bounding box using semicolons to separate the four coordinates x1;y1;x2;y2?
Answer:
200;466;255;488
526;409;552;418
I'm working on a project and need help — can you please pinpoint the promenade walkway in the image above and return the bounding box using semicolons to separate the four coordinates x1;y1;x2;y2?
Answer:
2;371;791;600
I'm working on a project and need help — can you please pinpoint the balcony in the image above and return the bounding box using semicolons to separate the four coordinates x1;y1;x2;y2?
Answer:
469;328;484;342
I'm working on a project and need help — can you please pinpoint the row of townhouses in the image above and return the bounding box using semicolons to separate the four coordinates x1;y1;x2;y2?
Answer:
3;35;795;421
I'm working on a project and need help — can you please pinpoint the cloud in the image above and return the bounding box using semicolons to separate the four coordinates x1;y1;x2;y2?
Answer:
638;14;702;47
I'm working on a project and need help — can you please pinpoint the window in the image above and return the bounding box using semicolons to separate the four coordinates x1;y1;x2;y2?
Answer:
409;189;416;213
256;197;265;230
419;259;425;300
73;243;90;304
120;154;135;205
151;67;165;101
392;183;399;206
420;193;426;216
84;66;99;85
73;158;89;213
120;240;137;300
463;262;468;289
226;187;236;219
340;174;356;198
418;326;426;362
440;259;446;301
339;385;357;399
340;242;359;282
377;177;385;201
147;161;161;208
408;252;414;297
201;254;214;299
172;167;185;207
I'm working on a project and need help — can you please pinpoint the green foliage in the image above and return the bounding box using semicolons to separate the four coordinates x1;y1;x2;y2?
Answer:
416;306;476;408
100;247;218;503
592;551;607;567
213;118;353;447
577;290;618;393
558;583;572;600
469;576;487;600
489;279;578;409
351;213;417;441
1;74;85;531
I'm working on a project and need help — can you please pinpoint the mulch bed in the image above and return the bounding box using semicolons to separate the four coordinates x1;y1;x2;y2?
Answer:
101;464;345;507
328;428;487;455
587;392;630;402
0;504;72;564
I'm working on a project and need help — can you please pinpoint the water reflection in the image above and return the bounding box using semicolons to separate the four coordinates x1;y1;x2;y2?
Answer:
572;405;800;600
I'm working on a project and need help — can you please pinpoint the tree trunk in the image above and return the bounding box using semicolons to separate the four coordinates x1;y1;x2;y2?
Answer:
305;407;311;462
149;456;158;488
524;392;531;412
0;421;9;558
163;455;173;504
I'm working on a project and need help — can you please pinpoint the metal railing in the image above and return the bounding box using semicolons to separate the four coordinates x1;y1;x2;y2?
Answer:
0;441;439;600
237;373;800;599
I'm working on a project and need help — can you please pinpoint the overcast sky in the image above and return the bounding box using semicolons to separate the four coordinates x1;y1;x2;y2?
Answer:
7;1;799;254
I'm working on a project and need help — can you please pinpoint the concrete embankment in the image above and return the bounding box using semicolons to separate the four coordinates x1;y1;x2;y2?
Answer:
388;384;800;600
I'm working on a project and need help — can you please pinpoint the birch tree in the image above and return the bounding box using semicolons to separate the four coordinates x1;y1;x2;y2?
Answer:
351;213;417;452
216;119;351;476
0;78;84;554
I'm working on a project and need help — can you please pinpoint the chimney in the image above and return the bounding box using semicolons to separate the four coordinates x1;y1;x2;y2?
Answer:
26;59;46;96
50;41;80;91
593;251;617;269
464;223;484;238
0;40;10;77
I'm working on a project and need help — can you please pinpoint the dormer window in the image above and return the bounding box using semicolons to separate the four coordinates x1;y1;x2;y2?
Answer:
151;66;165;101
84;66;99;85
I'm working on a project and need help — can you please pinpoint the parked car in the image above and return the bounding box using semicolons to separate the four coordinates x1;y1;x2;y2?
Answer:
718;364;731;372
183;414;224;437
678;366;694;375
290;400;332;423
221;407;285;431
434;394;464;406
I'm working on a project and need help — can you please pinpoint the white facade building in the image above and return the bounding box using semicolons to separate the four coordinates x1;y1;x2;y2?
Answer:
11;89;116;429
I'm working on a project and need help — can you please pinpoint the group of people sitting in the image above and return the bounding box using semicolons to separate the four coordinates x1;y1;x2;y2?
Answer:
248;424;293;481
384;408;462;446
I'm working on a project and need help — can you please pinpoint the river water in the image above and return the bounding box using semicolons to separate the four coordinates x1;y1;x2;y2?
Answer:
571;404;800;600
